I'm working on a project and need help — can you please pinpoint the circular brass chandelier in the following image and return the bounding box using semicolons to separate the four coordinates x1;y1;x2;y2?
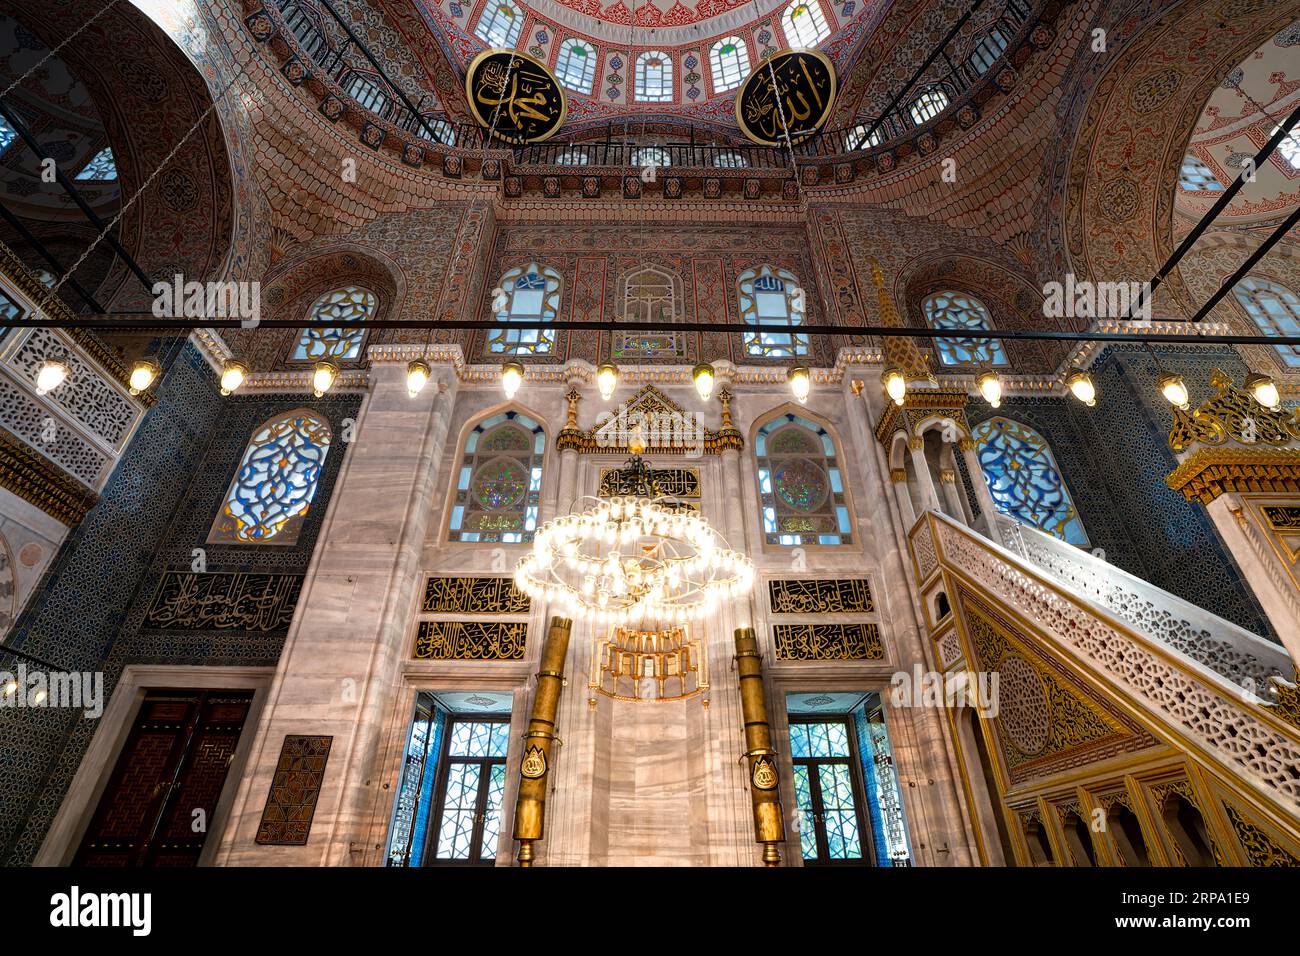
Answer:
515;460;754;626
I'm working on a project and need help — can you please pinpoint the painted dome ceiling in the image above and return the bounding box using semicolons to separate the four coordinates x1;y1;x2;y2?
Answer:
408;0;890;129
1175;23;1300;230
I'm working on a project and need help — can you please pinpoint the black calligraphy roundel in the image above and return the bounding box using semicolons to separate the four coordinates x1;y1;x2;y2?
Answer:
735;49;837;146
465;49;567;145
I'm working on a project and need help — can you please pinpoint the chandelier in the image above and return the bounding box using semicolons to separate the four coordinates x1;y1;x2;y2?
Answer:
515;456;754;627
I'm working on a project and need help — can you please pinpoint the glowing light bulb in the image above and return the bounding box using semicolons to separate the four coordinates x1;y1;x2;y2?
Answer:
128;360;159;395
220;360;247;396
1158;373;1189;410
788;366;811;404
501;361;524;399
596;362;619;401
35;358;69;395
312;361;339;398
977;369;1002;409
882;367;907;406
1065;368;1096;407
1245;373;1280;411
406;360;430;398
693;363;715;401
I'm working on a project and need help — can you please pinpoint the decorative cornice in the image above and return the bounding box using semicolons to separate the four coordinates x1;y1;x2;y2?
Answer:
1168;368;1300;452
873;389;970;446
0;428;97;526
1166;447;1300;505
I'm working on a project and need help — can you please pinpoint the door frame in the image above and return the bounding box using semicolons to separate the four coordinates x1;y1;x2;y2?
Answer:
35;665;274;867
423;715;511;866
788;714;875;866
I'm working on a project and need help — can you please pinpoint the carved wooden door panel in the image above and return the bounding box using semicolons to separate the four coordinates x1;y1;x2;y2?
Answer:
75;690;253;866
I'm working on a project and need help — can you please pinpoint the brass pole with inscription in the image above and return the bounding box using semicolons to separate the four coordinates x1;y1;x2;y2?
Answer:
513;615;572;866
734;626;786;866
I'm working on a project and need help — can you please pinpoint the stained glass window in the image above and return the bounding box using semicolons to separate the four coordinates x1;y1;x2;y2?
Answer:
635;51;674;102
923;290;1008;367
476;0;522;48
968;25;1009;75
448;410;545;543
909;87;949;124
0;115;15;152
789;720;865;862
556;39;596;94
1233;276;1300;368
782;1;831;48
293;286;376;362
1179;154;1222;191
75;147;117;181
709;37;750;93
755;413;852;546
739;265;808;357
488;263;559;354
612;265;684;359
210;410;332;545
973;417;1087;545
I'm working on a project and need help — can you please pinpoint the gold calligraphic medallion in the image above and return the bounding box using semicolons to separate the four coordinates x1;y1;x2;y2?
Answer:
521;744;548;779
752;754;779;791
735;49;837;146
465;48;567;144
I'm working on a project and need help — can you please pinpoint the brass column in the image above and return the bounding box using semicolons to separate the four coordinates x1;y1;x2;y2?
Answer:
513;615;572;866
734;626;786;866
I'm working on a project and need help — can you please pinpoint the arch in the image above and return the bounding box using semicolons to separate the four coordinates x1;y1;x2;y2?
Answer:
555;38;597;94
209;409;333;545
476;0;523;48
709;37;750;95
292;286;378;362
447;408;546;544
908;86;951;125
635;51;673;103
1233;276;1300;368
488;263;561;355
612;264;686;360
780;0;831;48
1022;816;1056;866
738;265;808;358
752;407;853;546
1107;803;1152;867
971;417;1087;545
923;290;1008;367
1160;792;1216;866
1060;810;1097;866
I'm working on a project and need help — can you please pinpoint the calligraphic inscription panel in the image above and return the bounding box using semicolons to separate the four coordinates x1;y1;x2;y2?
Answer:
768;578;873;613
465;49;566;144
773;623;883;661
255;735;332;846
143;572;303;631
735;49;837;146
1262;506;1300;531
597;467;701;500
420;576;530;614
414;620;528;660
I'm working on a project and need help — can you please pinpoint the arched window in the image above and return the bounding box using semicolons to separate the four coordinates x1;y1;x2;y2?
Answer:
415;115;456;146
556;147;590;165
476;0;523;48
923;291;1008;367
968;25;1009;75
293;286;376;362
75;147;117;181
710;37;750;93
448;410;545;543
635;51;674;102
488;263;560;355
613;265;684;359
345;73;390;114
972;417;1087;545
713;150;749;168
1179;154;1222;191
1234;277;1300;368
781;1;831;48
845;123;882;150
210;410;332;545
1272;122;1300;171
632;145;671;168
739;265;808;357
756;413;852;546
283;4;330;60
909;87;949;125
556;39;597;93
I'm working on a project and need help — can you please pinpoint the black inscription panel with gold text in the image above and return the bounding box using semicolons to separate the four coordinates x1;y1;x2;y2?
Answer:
465;49;566;144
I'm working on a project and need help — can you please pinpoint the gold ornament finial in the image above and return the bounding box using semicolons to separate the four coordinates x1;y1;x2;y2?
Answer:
867;257;932;384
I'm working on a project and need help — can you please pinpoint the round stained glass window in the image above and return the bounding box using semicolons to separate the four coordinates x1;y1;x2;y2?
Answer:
774;458;829;512
473;457;528;510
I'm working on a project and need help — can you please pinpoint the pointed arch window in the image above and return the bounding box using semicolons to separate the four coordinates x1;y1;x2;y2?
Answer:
1233;276;1300;368
755;413;852;546
448;411;545;543
76;147;117;181
739;265;808;357
293;286;376;362
476;0;523;48
923;290;1007;367
556;39;597;93
710;38;750;94
972;417;1086;545
210;410;332;545
489;263;559;355
635;52;674;102
613;265;684;359
781;1;831;48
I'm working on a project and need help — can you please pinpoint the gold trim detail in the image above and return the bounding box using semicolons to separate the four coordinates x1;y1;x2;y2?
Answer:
767;578;873;613
413;620;527;660
1223;803;1300;867
1267;678;1300;732
554;384;741;454
464;48;566;144
1261;506;1300;531
734;48;836;146
419;576;530;613
874;389;970;446
520;744;547;779
890;467;908;483
1168;368;1300;452
597;466;700;500
772;622;883;660
1165;448;1300;504
0;429;96;526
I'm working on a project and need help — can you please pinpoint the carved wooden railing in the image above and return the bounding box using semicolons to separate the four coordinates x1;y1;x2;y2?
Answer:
910;511;1300;813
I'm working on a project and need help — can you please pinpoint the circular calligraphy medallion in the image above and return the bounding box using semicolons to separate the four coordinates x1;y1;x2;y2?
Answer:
774;458;829;512
734;48;837;146
473;456;528;510
465;48;567;145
